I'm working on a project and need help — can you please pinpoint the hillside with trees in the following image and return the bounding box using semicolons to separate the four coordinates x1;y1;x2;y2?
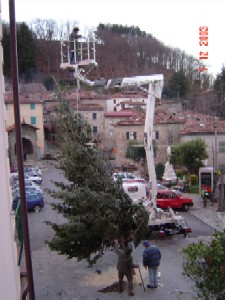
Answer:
2;20;200;84
2;19;224;116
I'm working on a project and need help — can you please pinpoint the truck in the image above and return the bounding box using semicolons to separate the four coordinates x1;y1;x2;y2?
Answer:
60;31;192;237
115;74;192;237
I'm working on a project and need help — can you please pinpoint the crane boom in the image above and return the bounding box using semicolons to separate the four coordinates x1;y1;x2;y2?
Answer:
144;78;163;209
59;31;192;237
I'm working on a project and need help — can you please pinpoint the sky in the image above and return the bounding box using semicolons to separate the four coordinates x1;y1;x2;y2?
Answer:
1;0;225;78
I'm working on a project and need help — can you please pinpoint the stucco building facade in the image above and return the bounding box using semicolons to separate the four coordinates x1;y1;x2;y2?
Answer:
5;85;45;164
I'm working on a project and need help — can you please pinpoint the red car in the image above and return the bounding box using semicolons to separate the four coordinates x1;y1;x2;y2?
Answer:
156;190;193;211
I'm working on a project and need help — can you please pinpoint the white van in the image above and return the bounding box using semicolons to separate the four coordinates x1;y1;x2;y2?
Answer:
123;181;147;204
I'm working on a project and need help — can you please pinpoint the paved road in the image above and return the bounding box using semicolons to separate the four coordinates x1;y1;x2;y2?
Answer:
28;162;216;300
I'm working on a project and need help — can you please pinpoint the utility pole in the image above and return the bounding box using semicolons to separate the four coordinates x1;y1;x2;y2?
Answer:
214;120;218;173
9;0;35;298
0;2;21;298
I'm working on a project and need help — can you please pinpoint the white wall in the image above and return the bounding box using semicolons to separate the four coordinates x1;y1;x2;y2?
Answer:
0;4;21;299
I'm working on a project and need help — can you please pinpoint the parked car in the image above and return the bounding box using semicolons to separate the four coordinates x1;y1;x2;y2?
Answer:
12;179;43;194
156;190;194;211
13;186;44;197
12;192;44;212
11;172;42;185
26;173;42;185
113;172;136;182
123;181;148;203
112;172;145;182
24;166;42;178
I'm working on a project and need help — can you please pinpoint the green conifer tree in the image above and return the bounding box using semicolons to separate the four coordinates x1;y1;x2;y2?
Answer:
46;98;149;264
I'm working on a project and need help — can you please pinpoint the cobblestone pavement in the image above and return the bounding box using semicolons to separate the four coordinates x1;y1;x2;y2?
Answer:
31;164;225;300
187;193;225;232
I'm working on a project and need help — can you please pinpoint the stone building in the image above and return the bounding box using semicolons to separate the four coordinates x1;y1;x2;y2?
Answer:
7;122;38;167
70;103;105;146
113;109;185;172
180;118;225;172
5;83;46;163
153;109;185;163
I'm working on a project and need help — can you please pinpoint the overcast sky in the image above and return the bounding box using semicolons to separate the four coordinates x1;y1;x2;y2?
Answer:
1;0;225;78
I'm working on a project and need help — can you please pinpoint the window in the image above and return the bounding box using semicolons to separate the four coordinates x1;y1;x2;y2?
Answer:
219;141;225;153
93;126;97;133
153;146;157;158
153;131;159;139
113;99;116;104
219;164;225;172
157;193;163;199
126;132;137;140
92;113;97;120
128;186;138;193
168;132;173;144
30;116;36;125
30;103;35;110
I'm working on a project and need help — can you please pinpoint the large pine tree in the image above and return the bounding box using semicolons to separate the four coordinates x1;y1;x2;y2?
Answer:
46;98;149;264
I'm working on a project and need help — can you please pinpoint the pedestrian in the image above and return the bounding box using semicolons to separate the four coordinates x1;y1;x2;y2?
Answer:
114;240;138;296
142;240;161;288
201;187;208;208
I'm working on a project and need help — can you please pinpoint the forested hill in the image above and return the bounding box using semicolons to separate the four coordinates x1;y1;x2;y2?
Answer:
93;23;199;82
3;21;221;116
2;21;199;85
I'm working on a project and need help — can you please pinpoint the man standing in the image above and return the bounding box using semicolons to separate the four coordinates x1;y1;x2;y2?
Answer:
114;240;137;296
143;241;161;288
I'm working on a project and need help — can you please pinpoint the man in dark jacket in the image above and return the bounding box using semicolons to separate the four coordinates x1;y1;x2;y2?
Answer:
143;241;161;288
115;240;137;296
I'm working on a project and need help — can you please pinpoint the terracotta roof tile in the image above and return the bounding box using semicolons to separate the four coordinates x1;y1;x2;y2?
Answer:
70;103;104;111
104;110;139;118
6;122;39;132
180;120;225;134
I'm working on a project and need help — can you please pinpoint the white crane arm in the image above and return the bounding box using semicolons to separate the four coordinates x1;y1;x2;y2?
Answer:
143;78;164;210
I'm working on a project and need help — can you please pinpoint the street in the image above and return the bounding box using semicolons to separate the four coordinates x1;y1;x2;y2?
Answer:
28;162;215;299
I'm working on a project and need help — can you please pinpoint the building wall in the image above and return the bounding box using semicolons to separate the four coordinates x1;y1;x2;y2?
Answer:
0;6;21;298
154;122;184;164
81;98;108;110
114;124;144;171
113;121;184;171
180;134;225;171
6;102;45;157
78;109;105;145
104;117;128;150
8;125;37;166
